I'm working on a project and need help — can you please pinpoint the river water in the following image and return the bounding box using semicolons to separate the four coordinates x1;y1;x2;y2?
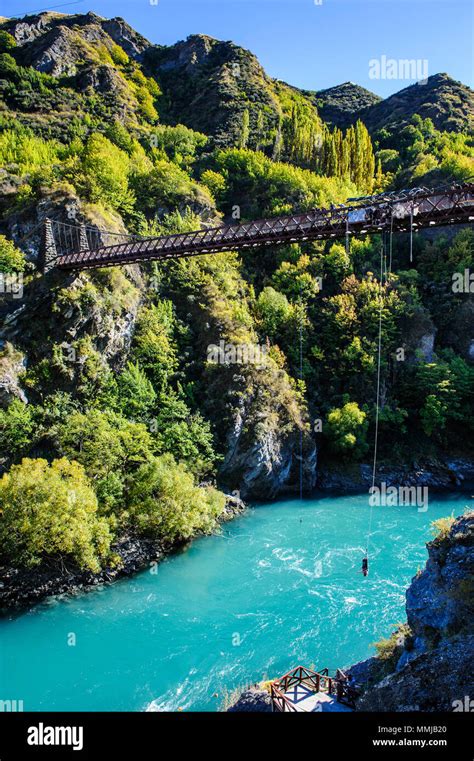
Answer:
0;491;470;711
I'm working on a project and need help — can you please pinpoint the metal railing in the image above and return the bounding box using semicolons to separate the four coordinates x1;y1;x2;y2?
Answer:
46;182;474;271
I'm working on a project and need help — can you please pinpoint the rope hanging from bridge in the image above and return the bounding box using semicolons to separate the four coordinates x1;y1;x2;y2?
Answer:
363;236;387;577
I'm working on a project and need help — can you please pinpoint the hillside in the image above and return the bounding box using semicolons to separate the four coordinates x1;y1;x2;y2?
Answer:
362;73;474;135
309;81;382;130
0;12;473;595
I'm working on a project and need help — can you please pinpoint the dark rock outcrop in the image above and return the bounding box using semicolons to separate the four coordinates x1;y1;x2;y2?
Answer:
353;512;474;711
0;534;167;614
227;688;272;712
406;513;474;646
211;365;317;500
317;458;474;493
356;635;474;712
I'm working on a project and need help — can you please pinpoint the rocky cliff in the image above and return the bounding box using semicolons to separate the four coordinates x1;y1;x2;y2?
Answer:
353;512;474;711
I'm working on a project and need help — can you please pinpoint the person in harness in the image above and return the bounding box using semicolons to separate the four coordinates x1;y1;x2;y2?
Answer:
361;556;369;577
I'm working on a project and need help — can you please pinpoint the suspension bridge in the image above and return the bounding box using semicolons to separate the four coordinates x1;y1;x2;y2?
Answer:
41;182;474;272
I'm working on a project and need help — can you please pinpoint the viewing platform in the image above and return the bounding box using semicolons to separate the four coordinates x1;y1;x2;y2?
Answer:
270;666;358;713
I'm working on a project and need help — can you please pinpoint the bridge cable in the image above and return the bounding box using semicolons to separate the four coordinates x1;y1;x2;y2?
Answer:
365;236;386;565
389;210;394;275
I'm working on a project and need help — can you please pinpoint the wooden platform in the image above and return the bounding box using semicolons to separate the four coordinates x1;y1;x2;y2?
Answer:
282;684;353;712
270;665;358;712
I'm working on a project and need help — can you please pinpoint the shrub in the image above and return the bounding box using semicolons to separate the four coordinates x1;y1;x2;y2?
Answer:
135;159;214;215
0;235;25;273
326;401;368;457
152;390;219;479
81;133;134;212
57;409;154;511
110;44;129;66
132;302;178;390
373;624;412;671
0;399;35;457
127;454;225;542
0;458;112;571
116;361;157;422
0;31;16;53
430;515;455;542
255;287;294;339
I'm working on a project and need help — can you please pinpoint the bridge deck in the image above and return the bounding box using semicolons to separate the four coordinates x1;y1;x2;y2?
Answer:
46;183;474;271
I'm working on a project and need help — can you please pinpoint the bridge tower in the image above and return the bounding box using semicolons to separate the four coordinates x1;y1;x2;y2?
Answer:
40;219;58;273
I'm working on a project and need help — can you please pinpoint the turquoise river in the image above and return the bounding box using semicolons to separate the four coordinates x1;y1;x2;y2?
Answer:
0;492;471;711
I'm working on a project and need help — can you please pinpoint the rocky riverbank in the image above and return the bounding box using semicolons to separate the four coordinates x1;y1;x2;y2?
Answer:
352;511;474;711
317;457;474;493
227;510;474;712
0;493;246;615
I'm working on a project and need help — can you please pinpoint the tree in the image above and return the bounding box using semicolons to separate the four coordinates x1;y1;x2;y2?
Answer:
326;401;368;457
0;31;17;53
117;361;157;422
132;302;178;391
57;410;154;511
0;399;35;457
81;133;134;212
152;390;219;478
127;454;225;542
0;458;112;571
255;287;294;339
0;235;25;273
150;124;207;168
134;159;214;216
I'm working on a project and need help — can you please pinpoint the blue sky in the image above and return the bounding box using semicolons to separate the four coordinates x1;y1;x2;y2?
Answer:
2;0;473;97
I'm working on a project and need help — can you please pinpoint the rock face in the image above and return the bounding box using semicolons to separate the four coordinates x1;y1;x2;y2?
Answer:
227;688;272;713
4;12;150;69
406;513;474;645
221;402;317;500
354;512;474;712
207;365;317;500
317;458;474;492
0;343;27;408
357;636;474;712
0;535;167;613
